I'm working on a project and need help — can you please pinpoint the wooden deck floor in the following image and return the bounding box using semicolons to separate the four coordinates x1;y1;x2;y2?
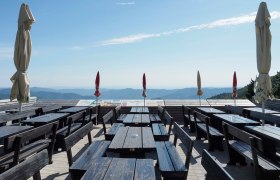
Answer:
39;123;256;180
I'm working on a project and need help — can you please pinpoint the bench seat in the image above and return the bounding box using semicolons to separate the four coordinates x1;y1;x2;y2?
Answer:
152;123;169;141
105;123;124;141
69;140;110;180
150;114;161;123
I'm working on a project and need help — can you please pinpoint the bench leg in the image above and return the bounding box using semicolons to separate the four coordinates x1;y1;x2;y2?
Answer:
33;172;41;180
196;128;203;140
208;137;224;151
189;122;195;133
87;133;92;144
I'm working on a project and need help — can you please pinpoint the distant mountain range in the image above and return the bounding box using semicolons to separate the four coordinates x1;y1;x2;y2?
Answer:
0;87;232;100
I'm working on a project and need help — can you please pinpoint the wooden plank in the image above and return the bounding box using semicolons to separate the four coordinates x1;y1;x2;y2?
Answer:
156;142;174;172
142;127;156;149
80;157;112;180
103;158;136;180
133;114;142;124
152;124;161;135
245;126;280;142
123;127;142;149
109;127;129;149
135;159;156;180
165;141;186;171
141;114;150;124
123;114;134;124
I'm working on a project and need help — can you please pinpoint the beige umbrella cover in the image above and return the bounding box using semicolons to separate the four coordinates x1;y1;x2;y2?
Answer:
10;3;35;103
253;2;273;104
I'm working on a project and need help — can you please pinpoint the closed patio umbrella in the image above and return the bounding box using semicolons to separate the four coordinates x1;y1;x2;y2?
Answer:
94;71;100;125
232;71;237;106
253;2;273;125
10;3;35;115
197;71;203;106
142;73;147;107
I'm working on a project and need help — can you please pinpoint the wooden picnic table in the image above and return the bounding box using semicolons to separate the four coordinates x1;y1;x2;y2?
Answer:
81;157;155;180
22;113;69;128
213;114;260;130
57;106;88;114
0;125;33;149
130;107;149;114
197;107;225;115
243;107;280;118
122;114;151;126
108;126;156;157
245;125;280;160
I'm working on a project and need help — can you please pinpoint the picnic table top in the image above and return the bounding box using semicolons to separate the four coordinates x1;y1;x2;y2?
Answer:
81;157;155;180
130;106;149;114
5;106;39;114
243;107;280;114
245;125;280;143
197;107;225;114
213;114;260;126
58;106;88;114
108;126;156;152
123;114;151;126
0;125;33;142
22;113;69;125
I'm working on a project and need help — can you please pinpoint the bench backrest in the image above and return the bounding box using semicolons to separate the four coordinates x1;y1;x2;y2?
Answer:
224;105;244;116
158;106;165;118
102;110;114;134
5;122;57;166
36;105;62;116
194;111;210;136
113;105;121;121
63;121;93;166
201;149;234;180
87;105;100;122
0;110;37;125
172;122;193;169
0;149;49;180
250;111;280;126
222;122;261;148
66;110;86;136
163;110;174;135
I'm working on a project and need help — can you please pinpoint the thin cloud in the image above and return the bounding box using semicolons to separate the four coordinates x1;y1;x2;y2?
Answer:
98;11;280;46
70;46;84;51
116;2;135;6
0;47;13;61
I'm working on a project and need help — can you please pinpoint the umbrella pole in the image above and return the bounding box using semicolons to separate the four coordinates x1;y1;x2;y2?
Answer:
199;96;201;106
262;101;265;126
96;97;98;125
144;97;146;108
19;102;22;126
234;98;236;106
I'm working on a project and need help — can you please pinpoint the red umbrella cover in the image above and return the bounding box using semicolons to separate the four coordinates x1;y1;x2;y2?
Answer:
232;71;237;98
142;73;147;97
94;71;101;97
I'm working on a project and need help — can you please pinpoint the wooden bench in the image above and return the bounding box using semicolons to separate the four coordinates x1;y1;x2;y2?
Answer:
113;105;127;122
102;110;124;141
35;105;62;116
152;110;173;141
150;106;164;124
69;140;111;180
194;110;224;151
0;123;57;169
84;105;100;124
63;121;93;166
224;105;245;116
0;149;49;180
156;122;193;179
0;110;37;126
182;105;196;132
201;149;233;180
223;122;280;179
55;111;86;151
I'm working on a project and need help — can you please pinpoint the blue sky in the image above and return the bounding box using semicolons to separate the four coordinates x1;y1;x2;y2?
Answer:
1;1;280;89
